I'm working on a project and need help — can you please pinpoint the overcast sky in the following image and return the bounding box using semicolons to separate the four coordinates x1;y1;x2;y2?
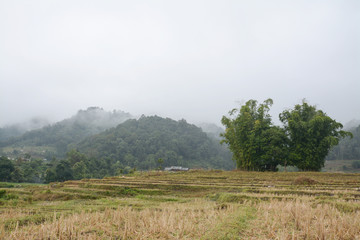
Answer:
1;0;359;127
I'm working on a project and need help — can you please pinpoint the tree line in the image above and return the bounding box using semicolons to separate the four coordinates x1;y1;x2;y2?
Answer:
0;116;233;183
221;99;352;171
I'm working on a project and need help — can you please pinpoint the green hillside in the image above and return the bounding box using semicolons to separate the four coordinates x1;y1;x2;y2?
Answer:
0;116;233;183
0;107;132;158
77;116;233;171
0;117;50;142
327;124;360;160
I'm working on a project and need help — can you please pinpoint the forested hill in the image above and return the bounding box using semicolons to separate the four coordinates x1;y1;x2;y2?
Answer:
327;124;360;160
77;116;234;170
0;107;132;158
0;117;50;142
197;122;224;140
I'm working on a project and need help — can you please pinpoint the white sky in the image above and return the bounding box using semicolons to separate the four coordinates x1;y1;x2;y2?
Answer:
1;0;359;126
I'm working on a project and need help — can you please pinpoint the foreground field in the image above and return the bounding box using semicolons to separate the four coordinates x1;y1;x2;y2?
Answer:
1;170;360;239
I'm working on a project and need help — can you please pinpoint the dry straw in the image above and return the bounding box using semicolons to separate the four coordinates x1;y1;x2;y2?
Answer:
5;200;233;240
245;199;360;240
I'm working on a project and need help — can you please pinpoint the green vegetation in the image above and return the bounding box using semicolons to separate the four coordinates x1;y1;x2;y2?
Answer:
221;99;352;171
77;116;233;171
1;103;357;185
0;155;48;183
0;107;132;159
0;156;14;182
1;116;233;183
280;100;352;171
221;99;287;171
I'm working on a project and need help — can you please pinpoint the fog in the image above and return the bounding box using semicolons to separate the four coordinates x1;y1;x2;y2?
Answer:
1;0;359;127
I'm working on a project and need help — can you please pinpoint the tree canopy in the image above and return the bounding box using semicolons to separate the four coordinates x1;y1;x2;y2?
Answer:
77;116;233;172
42;116;234;182
280;100;352;171
0;156;15;182
221;99;287;171
221;99;351;171
1;114;233;183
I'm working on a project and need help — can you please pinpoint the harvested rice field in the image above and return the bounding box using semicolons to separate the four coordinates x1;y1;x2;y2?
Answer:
1;170;360;239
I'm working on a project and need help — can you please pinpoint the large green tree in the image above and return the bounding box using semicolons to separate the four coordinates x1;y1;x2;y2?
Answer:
279;100;352;171
221;99;287;171
54;160;73;182
0;156;15;182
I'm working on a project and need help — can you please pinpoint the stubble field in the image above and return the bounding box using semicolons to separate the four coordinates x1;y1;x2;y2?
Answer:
1;170;360;239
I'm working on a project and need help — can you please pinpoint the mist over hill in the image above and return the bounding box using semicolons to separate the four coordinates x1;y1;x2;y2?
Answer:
0;107;132;158
77;116;233;171
327;123;360;160
197;122;224;140
344;119;360;131
0;109;235;183
0;117;51;142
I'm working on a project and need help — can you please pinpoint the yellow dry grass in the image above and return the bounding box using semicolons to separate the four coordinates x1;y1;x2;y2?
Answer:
4;200;235;240
6;199;359;240
245;200;360;240
0;209;34;222
1;171;360;239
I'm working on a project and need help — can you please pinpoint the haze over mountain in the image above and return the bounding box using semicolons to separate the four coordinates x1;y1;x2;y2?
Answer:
344;119;360;131
0;107;132;158
1;1;359;182
327;124;360;160
0;107;233;170
197;122;225;140
0;111;234;183
1;1;359;128
76;115;233;171
0;117;51;142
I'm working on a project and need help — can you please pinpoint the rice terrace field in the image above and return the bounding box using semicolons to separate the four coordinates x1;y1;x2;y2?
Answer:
1;170;360;239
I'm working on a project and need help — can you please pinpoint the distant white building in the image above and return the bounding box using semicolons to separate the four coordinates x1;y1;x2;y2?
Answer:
164;166;189;171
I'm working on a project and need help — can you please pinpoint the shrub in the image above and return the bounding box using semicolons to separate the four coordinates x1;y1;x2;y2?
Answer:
0;189;6;198
0;190;18;200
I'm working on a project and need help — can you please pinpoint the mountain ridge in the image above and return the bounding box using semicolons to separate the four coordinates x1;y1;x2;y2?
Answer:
76;115;233;171
0;107;132;158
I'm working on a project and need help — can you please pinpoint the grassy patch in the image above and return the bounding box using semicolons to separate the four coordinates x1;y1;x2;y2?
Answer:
0;183;15;188
202;205;256;240
4;214;51;230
